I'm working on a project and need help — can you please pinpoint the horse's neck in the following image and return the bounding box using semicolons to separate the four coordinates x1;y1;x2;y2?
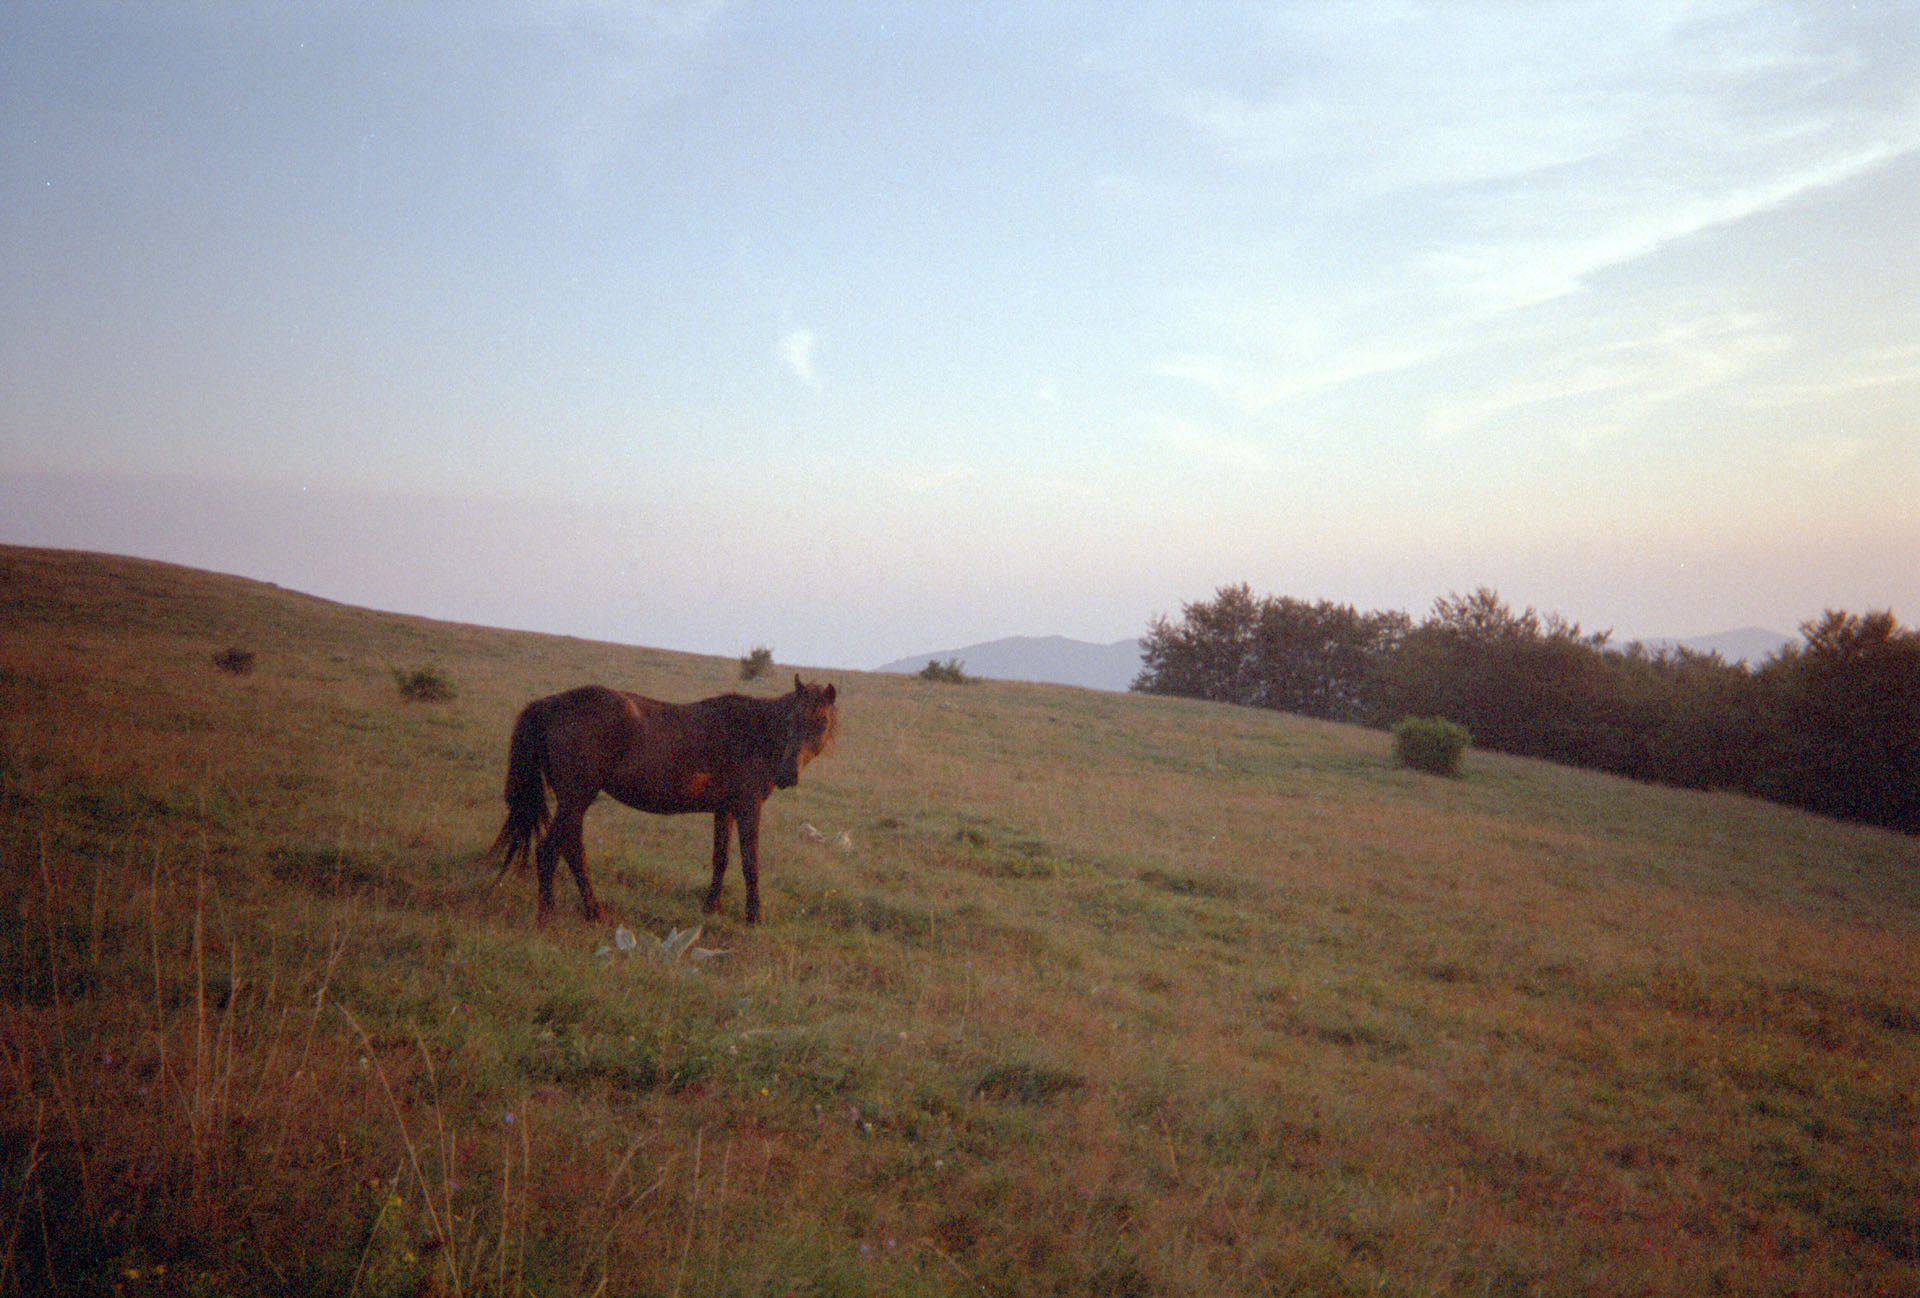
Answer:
713;693;789;743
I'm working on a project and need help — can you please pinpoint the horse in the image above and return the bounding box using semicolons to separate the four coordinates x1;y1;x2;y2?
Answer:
489;675;839;925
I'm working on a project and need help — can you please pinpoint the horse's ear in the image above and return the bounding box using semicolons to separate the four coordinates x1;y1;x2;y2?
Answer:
823;683;836;703
794;674;804;693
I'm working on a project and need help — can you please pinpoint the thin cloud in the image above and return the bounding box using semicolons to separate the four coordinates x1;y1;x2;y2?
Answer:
1739;342;1920;407
1424;310;1788;442
1425;140;1919;314
526;0;732;196
1151;2;1920;447
778;329;822;388
1170;7;1920;304
1156;338;1444;415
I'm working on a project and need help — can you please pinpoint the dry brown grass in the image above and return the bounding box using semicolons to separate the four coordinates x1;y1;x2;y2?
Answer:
3;543;1919;1296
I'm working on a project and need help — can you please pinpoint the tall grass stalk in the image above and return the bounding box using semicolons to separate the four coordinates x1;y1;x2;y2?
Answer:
0;1091;46;1292
496;1098;530;1298
338;1006;464;1294
35;837;95;1215
669;1125;705;1298
585;1132;670;1296
189;869;209;1218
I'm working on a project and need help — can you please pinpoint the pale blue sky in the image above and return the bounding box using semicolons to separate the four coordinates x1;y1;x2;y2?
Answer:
4;2;1916;669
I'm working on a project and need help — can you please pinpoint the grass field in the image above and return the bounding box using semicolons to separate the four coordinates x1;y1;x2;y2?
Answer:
3;544;1918;1296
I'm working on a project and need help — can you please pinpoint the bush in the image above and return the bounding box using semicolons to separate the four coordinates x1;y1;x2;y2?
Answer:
211;646;255;676
917;657;971;684
1134;583;1408;720
739;645;775;680
1393;716;1471;777
390;662;457;702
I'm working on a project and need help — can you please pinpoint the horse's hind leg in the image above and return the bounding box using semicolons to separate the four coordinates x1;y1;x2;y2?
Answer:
542;795;604;923
704;810;734;916
533;824;563;926
563;806;605;922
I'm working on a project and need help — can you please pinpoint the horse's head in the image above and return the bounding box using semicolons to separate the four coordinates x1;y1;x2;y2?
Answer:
775;675;839;789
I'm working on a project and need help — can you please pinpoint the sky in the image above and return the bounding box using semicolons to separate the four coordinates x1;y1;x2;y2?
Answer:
3;1;1917;671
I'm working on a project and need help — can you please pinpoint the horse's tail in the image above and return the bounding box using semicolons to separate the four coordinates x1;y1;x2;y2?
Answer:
489;701;552;876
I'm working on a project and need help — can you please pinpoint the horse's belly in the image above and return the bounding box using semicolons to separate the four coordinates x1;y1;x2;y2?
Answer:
609;770;721;816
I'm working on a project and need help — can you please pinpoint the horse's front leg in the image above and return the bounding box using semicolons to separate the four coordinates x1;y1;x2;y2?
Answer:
704;809;734;915
737;801;763;924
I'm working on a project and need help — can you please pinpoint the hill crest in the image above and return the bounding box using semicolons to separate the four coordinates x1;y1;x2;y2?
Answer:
877;625;1797;691
876;635;1146;691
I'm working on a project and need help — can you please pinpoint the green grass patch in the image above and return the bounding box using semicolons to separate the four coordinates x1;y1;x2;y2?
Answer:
4;544;1920;1297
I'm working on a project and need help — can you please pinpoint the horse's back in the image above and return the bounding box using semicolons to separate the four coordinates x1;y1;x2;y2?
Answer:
542;684;689;736
539;683;642;718
542;685;720;765
525;686;643;780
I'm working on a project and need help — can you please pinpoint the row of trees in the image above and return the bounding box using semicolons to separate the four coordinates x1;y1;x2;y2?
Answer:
1135;584;1920;834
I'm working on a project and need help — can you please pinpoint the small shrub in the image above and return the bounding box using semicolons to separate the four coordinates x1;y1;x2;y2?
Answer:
212;646;255;675
918;657;971;685
1393;716;1471;777
390;662;457;702
739;645;775;680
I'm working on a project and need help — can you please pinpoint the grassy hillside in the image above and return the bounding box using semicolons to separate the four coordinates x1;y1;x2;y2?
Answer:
3;544;1918;1297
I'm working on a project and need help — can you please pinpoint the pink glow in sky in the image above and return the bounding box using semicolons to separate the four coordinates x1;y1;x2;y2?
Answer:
5;3;1917;667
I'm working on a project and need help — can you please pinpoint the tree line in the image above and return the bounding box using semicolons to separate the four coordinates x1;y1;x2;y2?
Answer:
1134;583;1920;834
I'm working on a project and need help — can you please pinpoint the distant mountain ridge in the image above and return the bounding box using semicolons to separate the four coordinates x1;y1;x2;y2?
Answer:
876;636;1146;692
1642;627;1796;664
877;626;1798;692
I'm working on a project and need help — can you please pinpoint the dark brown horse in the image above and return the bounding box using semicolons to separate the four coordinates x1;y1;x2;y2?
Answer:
490;676;839;925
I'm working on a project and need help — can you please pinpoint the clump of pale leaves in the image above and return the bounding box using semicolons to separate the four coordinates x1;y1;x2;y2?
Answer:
595;924;728;966
800;822;855;853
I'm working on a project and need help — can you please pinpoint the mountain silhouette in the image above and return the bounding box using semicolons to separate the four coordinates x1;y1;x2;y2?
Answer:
877;636;1145;692
878;626;1797;691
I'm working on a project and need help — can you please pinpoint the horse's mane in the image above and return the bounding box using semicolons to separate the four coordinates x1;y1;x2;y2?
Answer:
704;687;836;756
812;694;841;756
